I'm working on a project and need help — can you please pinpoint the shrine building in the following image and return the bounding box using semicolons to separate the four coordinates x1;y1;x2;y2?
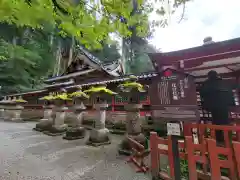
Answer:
4;37;240;121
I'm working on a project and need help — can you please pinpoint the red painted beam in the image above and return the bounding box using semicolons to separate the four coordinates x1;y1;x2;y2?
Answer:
150;37;240;66
149;39;240;71
194;71;237;79
185;62;240;72
180;50;240;69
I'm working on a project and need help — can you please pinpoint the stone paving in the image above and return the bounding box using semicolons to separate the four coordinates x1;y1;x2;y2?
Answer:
0;121;151;180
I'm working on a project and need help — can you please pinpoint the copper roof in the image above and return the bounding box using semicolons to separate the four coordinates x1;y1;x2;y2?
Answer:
45;46;123;83
66;72;158;89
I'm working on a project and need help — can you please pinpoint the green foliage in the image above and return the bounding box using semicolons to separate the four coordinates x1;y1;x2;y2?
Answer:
90;42;121;63
0;24;56;95
166;159;189;180
84;86;118;95
0;0;188;49
123;37;159;74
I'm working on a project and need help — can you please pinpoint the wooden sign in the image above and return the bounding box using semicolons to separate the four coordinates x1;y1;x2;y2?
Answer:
150;68;199;123
167;123;181;136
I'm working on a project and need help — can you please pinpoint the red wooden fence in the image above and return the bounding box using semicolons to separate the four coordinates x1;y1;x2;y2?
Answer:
126;137;150;173
150;124;240;180
183;123;240;145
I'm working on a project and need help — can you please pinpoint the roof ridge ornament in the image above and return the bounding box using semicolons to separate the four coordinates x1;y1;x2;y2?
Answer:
203;36;215;45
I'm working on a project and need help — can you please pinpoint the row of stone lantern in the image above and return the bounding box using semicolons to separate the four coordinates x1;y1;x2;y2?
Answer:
0;96;27;122
33;75;149;150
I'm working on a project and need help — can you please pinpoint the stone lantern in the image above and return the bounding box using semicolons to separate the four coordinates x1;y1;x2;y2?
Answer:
10;96;26;122
63;86;89;140
84;83;117;146
43;89;71;136
118;75;149;155
34;92;55;132
3;97;13;121
0;96;7;119
4;96;26;122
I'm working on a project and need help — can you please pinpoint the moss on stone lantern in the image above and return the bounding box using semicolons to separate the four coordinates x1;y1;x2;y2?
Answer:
118;75;149;155
44;89;72;136
84;83;117;146
33;93;56;132
63;86;90;140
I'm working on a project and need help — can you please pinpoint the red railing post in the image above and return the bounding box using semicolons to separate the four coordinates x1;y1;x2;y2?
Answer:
126;137;149;173
233;141;240;178
183;122;192;136
150;132;159;179
185;136;197;180
167;136;176;179
207;139;222;180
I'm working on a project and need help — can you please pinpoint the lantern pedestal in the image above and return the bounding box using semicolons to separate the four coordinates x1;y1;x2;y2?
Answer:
43;105;68;136
0;104;6;120
0;109;4;119
86;103;111;146
11;105;24;122
118;104;147;155
3;103;15;121
63;102;86;140
33;105;54;132
3;108;11;121
4;103;24;122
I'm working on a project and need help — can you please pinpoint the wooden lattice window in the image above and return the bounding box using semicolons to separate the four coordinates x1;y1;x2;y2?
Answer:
115;95;128;104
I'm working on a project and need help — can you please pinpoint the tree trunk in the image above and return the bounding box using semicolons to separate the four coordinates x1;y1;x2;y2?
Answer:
53;40;62;76
49;33;54;47
67;36;75;67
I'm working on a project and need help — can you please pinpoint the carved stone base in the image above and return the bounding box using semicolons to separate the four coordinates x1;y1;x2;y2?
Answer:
109;129;125;135
0;109;4;119
43;131;66;136
63;127;85;140
43;124;68;136
86;128;111;146
33;119;53;132
11;109;23;122
11;118;24;122
86;140;111;147
3;105;24;122
3;110;10;121
118;133;147;156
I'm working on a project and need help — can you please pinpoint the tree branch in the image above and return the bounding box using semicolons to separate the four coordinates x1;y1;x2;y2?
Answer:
177;2;186;23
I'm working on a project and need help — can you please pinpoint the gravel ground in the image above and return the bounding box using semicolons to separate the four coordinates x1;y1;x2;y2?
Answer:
0;121;151;180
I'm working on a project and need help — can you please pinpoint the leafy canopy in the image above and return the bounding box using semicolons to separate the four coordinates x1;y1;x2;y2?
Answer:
0;0;188;49
0;25;56;95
